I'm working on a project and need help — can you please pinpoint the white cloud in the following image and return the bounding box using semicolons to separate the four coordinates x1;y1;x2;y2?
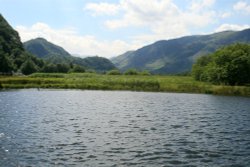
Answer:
84;2;120;16
16;23;139;58
17;0;246;59
89;0;216;43
105;0;182;29
233;1;250;14
190;0;216;11
220;12;231;18
215;24;250;32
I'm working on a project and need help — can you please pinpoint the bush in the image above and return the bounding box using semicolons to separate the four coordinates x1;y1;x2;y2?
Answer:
20;59;38;75
42;64;57;73
140;70;151;76
71;65;85;73
56;63;70;73
124;69;139;75
106;69;121;75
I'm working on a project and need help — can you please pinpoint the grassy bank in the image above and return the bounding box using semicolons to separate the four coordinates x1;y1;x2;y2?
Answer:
0;73;250;96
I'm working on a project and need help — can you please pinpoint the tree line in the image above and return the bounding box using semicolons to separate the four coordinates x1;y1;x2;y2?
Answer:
192;43;250;86
0;51;86;75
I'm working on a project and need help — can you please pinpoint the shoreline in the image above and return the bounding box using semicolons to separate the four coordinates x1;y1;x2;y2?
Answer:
1;88;250;99
0;73;250;97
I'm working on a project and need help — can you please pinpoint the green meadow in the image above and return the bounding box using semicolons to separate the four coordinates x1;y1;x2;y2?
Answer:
0;73;250;96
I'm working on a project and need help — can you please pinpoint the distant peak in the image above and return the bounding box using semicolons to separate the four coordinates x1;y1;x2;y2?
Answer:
35;37;47;41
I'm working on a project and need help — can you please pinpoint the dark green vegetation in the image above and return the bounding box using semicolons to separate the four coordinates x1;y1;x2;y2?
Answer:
192;43;250;86
112;29;250;74
24;38;116;72
0;73;249;96
0;14;44;75
0;14;116;75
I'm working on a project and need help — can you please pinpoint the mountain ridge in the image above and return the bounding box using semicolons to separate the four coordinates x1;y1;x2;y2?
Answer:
24;38;71;58
112;28;250;74
24;38;116;72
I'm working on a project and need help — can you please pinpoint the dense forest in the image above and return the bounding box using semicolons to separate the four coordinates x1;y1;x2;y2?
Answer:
192;43;250;86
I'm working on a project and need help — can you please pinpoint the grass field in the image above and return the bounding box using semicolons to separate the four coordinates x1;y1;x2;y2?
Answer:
0;73;250;96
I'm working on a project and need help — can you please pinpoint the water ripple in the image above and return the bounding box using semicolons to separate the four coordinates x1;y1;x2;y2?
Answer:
0;90;250;166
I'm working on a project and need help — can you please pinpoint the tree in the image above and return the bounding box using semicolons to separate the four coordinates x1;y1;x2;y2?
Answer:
0;53;14;73
20;59;38;75
124;68;139;75
42;63;57;73
56;63;69;73
192;55;211;81
71;65;85;73
106;69;121;75
192;43;250;85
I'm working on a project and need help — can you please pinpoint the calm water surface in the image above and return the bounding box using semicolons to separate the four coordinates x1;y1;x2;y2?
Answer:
0;90;250;167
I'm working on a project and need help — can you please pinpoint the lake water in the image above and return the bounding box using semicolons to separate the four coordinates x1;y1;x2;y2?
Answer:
0;90;250;167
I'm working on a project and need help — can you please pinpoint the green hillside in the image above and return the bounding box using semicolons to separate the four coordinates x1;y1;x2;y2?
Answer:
0;14;44;74
24;38;116;72
24;38;71;58
112;29;250;74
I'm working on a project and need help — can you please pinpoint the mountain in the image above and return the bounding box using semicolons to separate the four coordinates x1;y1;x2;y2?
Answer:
24;38;71;58
0;14;44;74
0;14;23;54
72;56;117;72
0;13;115;74
112;29;250;74
24;38;116;72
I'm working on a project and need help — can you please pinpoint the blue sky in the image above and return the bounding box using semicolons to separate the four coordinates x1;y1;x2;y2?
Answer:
0;0;249;57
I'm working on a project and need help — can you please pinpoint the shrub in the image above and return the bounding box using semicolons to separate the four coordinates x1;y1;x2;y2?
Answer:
140;70;151;76
124;69;139;75
20;59;38;75
71;65;85;73
106;69;121;75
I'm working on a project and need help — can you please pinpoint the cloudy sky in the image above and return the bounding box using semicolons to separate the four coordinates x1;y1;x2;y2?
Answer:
0;0;249;58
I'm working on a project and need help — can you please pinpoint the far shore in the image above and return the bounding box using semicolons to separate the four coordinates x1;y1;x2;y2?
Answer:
0;73;250;97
